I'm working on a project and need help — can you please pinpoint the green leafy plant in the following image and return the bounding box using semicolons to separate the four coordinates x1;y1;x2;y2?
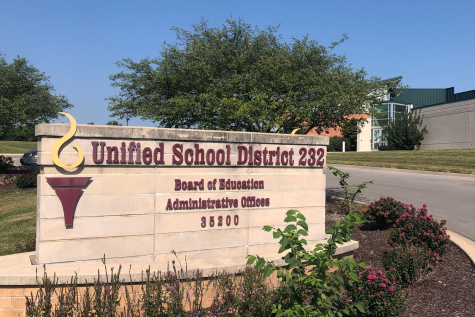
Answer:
364;197;415;228
389;204;450;255
340;266;407;316
16;169;39;189
247;209;366;316
383;109;428;150
381;245;438;288
328;166;373;213
0;155;14;173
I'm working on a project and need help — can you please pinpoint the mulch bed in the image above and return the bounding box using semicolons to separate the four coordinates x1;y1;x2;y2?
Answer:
326;197;475;317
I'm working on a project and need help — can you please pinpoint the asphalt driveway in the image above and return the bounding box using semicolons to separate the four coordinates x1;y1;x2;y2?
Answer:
324;165;475;241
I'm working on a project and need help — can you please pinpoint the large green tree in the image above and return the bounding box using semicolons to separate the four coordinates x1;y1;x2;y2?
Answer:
0;54;73;139
108;19;395;134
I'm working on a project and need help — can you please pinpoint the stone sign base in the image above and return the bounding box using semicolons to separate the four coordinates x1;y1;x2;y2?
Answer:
0;239;358;316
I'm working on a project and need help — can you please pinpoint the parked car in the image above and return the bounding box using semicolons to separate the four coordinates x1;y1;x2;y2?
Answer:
20;149;38;166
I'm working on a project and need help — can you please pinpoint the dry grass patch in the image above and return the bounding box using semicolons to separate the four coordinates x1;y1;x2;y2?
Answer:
327;149;475;174
0;189;37;256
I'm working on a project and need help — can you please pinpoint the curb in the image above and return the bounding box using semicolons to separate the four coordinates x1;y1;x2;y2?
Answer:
327;164;475;179
447;230;475;268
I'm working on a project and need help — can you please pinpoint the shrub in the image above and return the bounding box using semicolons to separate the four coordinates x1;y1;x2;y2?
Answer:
364;197;414;228
16;169;39;189
328;136;351;152
389;204;451;255
340;266;407;317
383;109;428;150
247;209;367;316
0;155;15;173
381;245;438;288
377;145;396;151
328;166;373;214
208;266;274;316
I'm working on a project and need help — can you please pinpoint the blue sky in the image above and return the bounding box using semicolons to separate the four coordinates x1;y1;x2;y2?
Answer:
1;0;474;126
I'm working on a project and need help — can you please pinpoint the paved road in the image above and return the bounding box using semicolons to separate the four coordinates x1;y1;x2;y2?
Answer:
323;165;475;241
6;155;22;166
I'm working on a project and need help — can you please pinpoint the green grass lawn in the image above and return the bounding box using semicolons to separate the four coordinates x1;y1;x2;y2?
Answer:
327;148;475;174
0;141;37;154
0;189;36;256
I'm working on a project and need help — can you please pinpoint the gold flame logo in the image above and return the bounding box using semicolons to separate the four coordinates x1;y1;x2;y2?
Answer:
51;112;84;169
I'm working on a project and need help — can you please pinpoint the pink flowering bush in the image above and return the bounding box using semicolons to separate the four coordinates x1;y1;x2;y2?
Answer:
389;204;450;255
339;266;407;317
364;197;415;228
207;266;274;316
381;245;439;287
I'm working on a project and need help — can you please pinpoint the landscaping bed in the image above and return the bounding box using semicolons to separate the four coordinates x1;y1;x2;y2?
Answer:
326;197;475;316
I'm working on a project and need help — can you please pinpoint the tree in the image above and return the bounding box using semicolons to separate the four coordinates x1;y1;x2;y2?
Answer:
106;98;137;126
105;120;123;126
108;18;396;134
0;54;73;139
383;110;428;150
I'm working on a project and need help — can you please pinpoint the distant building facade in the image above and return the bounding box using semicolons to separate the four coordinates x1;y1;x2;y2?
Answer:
315;76;475;151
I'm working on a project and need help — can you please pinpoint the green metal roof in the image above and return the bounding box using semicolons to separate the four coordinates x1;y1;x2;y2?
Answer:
391;87;475;108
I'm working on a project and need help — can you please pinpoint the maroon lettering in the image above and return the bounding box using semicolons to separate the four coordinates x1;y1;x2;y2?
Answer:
226;145;231;164
106;146;119;163
268;150;275;165
237;146;248;164
206;149;215;165
317;148;325;165
120;142;127;163
194;144;205;164
254;150;262;165
92;141;106;163
166;199;173;210
216;149;225;165
128;142;136;163
289;148;295;165
174;179;181;190
185;148;194;165
281;151;289;165
263;147;268;165
234;215;239;225
143;147;152;164
226;215;231;226
276;147;281;165
154;143;165;164
299;147;307;165
172;144;183;164
135;142;142;164
307;148;316;166
201;216;206;227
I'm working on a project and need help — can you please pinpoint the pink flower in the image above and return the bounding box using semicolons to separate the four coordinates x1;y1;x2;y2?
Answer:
381;283;386;288
388;286;393;292
358;287;361;291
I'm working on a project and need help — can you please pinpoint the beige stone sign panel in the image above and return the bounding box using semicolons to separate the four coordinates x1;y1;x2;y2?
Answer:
35;124;328;266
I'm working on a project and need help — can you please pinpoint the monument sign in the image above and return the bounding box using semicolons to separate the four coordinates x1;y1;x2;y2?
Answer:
35;114;328;267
